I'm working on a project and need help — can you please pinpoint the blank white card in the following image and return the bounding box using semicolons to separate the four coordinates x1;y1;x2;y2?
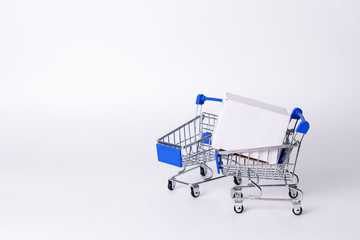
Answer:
212;92;289;164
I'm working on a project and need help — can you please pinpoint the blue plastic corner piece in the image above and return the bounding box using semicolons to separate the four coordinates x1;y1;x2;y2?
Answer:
201;132;212;144
196;94;205;105
291;108;303;120
296;121;310;134
156;143;182;167
215;151;220;174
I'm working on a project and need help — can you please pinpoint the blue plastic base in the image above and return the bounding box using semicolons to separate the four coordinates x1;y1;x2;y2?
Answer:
156;143;182;167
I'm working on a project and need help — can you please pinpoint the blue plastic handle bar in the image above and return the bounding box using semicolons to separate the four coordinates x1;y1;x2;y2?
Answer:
196;94;223;105
290;108;310;134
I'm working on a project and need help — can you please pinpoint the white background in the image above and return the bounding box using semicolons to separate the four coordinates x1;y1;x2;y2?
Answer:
1;0;359;239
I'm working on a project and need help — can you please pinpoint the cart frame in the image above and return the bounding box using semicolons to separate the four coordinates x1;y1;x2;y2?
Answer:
217;108;310;215
156;94;225;198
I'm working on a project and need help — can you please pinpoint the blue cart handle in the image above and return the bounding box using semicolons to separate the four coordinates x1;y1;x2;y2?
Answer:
291;108;310;134
196;94;223;105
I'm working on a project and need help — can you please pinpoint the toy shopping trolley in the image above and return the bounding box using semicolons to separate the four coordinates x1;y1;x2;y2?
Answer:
216;108;310;215
156;94;225;198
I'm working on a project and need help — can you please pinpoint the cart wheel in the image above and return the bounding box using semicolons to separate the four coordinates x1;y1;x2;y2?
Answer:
292;207;303;216
233;176;242;185
200;166;207;176
234;205;244;214
190;186;200;198
231;188;235;198
167;180;175;191
289;190;298;199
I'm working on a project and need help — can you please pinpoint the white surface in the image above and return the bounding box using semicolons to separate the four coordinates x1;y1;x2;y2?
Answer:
212;92;289;163
1;1;360;239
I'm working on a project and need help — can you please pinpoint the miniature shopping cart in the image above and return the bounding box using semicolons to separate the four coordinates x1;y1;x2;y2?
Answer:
156;94;225;198
216;108;310;215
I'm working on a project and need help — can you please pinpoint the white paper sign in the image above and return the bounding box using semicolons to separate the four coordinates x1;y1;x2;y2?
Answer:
212;92;289;164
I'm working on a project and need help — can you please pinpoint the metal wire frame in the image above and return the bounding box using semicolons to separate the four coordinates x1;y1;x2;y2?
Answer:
158;111;228;197
218;118;305;181
217;117;307;214
157;112;218;167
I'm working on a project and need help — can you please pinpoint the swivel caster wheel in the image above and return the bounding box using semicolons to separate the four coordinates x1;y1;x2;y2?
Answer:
289;187;299;199
167;180;175;191
292;207;303;216
190;186;200;198
233;176;242;185
200;166;207;176
234;205;244;214
289;188;299;199
231;191;243;199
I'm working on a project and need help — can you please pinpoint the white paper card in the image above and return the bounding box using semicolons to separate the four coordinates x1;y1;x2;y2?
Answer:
212;92;289;164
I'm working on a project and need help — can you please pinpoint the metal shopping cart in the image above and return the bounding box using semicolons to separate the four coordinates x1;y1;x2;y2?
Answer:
216;108;310;215
156;94;225;198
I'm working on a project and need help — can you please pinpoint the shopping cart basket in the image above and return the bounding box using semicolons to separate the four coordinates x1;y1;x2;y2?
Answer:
216;108;310;215
156;94;225;197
